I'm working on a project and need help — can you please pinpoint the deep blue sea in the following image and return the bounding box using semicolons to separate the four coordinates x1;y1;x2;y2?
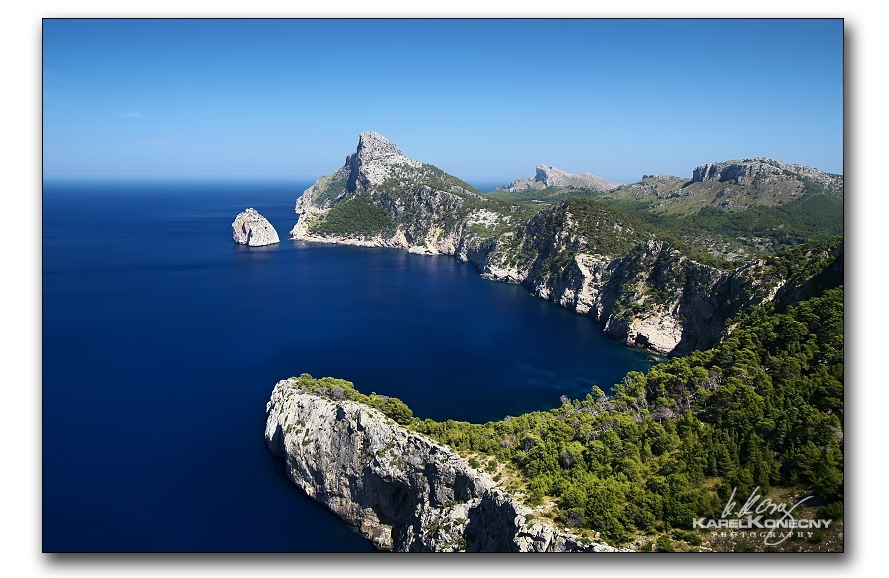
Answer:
42;180;653;552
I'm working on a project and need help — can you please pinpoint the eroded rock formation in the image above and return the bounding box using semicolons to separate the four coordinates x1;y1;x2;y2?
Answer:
232;208;280;246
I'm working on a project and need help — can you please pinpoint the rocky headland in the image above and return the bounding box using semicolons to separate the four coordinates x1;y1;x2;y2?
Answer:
232;207;280;246
289;131;494;258
264;377;630;552
287;133;842;356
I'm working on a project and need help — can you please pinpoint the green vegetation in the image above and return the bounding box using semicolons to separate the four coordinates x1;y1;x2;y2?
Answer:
673;528;702;546
564;198;654;255
294;155;843;551
291;264;843;550
408;285;843;546
310;162;540;243
311;194;395;237
765;237;843;288
486;172;843;260
496;197;734;279
497;198;656;278
656;535;676;552
486;186;602;204
285;373;413;425
416;163;482;196
467;222;499;238
608;192;843;255
313;174;350;206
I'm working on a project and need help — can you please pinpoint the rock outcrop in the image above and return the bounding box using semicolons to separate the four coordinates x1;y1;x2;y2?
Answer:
497;165;620;192
692;157;840;187
232;208;280;246
264;378;630;552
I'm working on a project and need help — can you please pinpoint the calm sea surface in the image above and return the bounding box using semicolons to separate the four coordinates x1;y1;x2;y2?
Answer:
42;180;652;552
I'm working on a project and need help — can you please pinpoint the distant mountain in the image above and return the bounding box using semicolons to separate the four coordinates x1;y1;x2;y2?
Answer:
606;156;842;211
496;165;620;193
488;157;843;260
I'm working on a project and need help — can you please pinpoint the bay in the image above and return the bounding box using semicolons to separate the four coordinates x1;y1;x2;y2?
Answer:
42;179;652;552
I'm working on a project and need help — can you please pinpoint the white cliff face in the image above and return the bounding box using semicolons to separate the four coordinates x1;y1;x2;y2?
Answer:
232;208;280;246
264;379;629;552
479;231;786;356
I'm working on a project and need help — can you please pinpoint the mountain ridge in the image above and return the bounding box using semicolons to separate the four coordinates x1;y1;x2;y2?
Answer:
489;156;842;260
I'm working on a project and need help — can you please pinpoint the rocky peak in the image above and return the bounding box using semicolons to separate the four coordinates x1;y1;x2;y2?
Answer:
291;132;488;249
355;132;411;164
346;132;422;188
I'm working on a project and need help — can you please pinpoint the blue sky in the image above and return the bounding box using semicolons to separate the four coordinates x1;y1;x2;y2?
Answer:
43;19;843;185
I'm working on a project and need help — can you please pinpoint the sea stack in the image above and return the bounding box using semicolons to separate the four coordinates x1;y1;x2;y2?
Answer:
232;208;280;246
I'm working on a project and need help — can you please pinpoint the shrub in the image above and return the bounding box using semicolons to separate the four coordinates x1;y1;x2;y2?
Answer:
808;533;825;544
656;535;675;552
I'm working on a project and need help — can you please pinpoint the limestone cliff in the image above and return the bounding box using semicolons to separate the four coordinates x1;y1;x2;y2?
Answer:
232;208;280;246
497;165;620;192
264;378;629;552
474;202;789;355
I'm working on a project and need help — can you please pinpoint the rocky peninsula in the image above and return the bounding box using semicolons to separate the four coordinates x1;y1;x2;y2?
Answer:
288;132;841;356
264;377;629;552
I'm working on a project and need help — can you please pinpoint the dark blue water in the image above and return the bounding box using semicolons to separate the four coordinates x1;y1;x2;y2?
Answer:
42;180;652;552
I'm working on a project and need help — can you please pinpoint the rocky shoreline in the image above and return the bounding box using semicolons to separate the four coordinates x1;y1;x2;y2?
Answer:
286;133;837;357
264;378;631;552
290;221;783;357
